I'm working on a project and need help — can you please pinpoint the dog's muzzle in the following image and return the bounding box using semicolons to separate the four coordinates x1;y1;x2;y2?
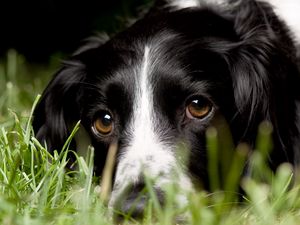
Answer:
110;179;165;221
108;143;193;221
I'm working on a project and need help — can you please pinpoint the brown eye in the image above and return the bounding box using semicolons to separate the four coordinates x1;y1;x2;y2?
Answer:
93;111;114;136
186;97;213;119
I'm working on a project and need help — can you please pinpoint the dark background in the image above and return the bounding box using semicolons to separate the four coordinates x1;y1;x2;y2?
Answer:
0;0;152;62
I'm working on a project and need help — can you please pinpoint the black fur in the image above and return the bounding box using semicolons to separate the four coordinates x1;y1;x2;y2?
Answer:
33;0;300;205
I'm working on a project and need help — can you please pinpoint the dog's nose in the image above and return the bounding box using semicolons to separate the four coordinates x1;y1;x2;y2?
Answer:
113;182;164;221
120;186;148;219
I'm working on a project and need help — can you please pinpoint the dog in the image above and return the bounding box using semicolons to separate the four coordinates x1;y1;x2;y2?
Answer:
33;0;300;220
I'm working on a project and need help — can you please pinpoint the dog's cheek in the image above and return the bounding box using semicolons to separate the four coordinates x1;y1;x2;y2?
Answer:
183;132;209;189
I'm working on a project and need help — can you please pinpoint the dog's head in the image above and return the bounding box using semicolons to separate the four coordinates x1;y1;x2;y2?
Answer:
33;0;300;219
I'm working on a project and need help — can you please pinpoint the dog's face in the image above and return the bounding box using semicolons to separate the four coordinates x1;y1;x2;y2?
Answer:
84;33;237;210
33;0;300;219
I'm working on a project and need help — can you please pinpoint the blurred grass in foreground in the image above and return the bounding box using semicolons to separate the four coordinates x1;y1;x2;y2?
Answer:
1;52;300;224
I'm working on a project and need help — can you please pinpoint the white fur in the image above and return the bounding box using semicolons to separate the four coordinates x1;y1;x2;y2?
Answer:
169;0;200;9
169;0;300;43
168;0;228;9
109;45;193;208
264;0;300;43
119;47;174;181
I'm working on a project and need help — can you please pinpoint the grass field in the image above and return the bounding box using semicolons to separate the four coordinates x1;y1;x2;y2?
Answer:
1;51;300;224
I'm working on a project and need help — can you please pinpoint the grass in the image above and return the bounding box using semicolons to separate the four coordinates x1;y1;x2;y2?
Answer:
1;51;300;224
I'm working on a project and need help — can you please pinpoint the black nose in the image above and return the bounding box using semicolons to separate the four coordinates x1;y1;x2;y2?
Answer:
113;182;164;221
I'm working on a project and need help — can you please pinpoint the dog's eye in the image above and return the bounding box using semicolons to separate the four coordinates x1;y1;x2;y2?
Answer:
186;96;213;119
93;111;114;136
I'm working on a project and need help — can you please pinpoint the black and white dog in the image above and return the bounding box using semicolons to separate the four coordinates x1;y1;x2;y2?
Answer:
33;0;300;219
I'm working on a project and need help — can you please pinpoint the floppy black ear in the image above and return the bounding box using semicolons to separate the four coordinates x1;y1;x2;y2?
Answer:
33;61;86;152
33;33;109;152
228;0;298;125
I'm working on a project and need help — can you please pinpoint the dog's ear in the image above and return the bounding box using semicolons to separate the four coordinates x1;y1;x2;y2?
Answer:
73;34;109;56
33;34;109;152
228;0;297;125
33;61;86;152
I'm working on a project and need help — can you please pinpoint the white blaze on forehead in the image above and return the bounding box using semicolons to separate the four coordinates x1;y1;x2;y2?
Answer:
114;46;176;182
109;46;193;207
